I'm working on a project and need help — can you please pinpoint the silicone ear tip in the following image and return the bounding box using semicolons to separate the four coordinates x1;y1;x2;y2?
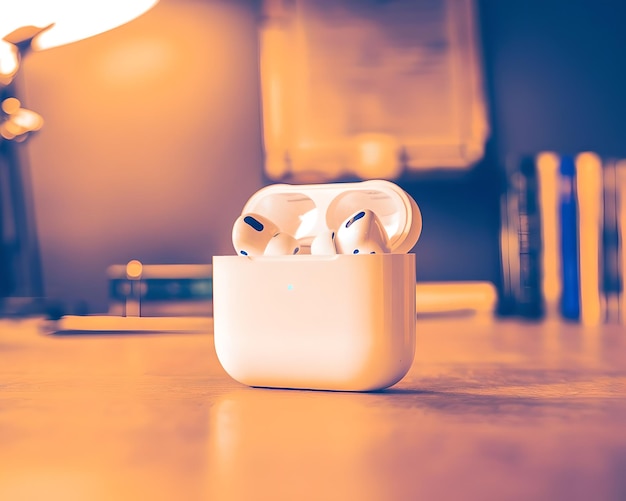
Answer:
265;232;299;256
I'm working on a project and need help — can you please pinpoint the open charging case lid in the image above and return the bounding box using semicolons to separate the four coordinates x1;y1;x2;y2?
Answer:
239;179;422;253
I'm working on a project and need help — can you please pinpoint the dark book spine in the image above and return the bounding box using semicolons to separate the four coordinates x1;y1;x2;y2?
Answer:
497;155;544;319
602;159;621;323
516;156;544;318
497;157;520;316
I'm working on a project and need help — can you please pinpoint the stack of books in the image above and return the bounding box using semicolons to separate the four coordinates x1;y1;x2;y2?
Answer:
499;152;625;324
107;263;213;318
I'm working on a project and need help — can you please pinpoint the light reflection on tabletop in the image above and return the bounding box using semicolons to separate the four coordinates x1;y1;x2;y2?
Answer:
0;317;624;500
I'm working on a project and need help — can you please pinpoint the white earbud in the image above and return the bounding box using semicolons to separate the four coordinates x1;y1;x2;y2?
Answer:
335;209;390;255
232;213;299;256
234;204;400;256
310;230;337;255
265;232;300;256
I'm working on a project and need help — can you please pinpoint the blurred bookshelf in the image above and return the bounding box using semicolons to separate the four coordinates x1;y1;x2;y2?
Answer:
498;151;626;325
107;263;213;318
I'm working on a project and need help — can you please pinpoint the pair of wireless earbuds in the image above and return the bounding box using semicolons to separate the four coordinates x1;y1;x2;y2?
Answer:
230;180;422;257
232;208;390;256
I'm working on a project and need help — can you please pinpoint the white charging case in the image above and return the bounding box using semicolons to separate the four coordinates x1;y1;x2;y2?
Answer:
213;180;422;392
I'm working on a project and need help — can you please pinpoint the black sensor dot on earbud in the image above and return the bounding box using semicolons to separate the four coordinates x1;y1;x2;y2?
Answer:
243;216;264;232
240;250;248;255
353;249;359;254
293;247;300;254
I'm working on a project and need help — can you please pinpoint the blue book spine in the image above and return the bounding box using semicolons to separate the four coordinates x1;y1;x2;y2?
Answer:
559;155;580;320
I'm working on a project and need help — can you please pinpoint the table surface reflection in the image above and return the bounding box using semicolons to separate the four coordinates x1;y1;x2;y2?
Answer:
1;316;625;501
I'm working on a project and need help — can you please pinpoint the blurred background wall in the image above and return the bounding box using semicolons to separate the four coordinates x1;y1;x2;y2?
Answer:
404;0;626;289
20;0;265;312
13;0;626;313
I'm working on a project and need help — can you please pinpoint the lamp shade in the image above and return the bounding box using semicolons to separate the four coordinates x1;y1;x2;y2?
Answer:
0;0;159;50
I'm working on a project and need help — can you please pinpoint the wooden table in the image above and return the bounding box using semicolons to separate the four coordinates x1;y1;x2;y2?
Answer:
1;316;625;501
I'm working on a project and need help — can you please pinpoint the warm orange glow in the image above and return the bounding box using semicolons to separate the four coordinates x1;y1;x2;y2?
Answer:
576;152;602;326
3;121;20;136
96;37;175;88
11;108;44;130
0;40;19;82
1;97;20;114
0;126;15;140
536;152;561;316
0;0;159;51
0;105;43;139
259;21;293;180
353;134;401;180
415;281;497;315
126;259;143;280
258;0;488;181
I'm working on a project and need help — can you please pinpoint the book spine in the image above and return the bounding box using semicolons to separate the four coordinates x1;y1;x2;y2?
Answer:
497;168;519;316
616;160;626;322
516;156;544;318
575;152;603;326
559;155;580;321
497;155;544;319
536;152;561;318
602;159;622;322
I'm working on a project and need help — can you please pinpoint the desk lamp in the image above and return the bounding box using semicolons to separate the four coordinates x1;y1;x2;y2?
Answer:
0;0;159;315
